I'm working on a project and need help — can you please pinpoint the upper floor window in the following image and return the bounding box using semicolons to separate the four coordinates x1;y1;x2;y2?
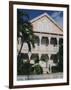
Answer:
59;38;63;45
41;37;49;46
34;36;39;46
50;37;57;46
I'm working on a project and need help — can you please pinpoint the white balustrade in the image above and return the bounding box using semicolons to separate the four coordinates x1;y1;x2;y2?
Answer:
17;36;59;54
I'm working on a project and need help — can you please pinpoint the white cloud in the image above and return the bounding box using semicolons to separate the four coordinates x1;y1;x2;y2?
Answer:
51;11;63;28
51;11;61;18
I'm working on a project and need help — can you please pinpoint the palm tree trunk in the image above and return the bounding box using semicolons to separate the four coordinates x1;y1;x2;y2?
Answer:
46;61;47;68
18;42;23;58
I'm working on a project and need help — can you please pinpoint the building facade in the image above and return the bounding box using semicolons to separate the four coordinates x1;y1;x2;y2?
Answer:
17;13;63;74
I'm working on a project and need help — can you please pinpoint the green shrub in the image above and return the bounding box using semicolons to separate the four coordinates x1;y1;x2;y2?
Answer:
33;64;43;74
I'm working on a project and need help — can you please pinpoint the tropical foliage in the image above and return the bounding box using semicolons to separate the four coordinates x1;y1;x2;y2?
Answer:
17;9;35;75
57;39;63;72
17;9;35;57
58;43;63;72
32;64;43;74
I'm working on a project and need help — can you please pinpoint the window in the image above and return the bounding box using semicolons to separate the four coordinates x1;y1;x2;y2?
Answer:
50;37;57;46
41;37;49;46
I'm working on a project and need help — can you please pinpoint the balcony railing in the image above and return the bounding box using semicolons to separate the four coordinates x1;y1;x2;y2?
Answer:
18;44;59;53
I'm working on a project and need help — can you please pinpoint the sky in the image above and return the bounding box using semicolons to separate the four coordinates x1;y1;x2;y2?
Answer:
17;9;63;28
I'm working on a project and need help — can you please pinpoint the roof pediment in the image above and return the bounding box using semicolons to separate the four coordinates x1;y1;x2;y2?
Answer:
30;13;63;35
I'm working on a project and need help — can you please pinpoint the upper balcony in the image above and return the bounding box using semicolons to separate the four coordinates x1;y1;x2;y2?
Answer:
18;44;59;54
17;36;63;54
31;44;59;53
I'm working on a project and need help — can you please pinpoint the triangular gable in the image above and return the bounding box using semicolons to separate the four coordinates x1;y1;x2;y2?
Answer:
30;13;63;35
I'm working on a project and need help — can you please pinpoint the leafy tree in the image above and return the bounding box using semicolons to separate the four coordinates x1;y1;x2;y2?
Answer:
58;43;63;72
17;60;32;75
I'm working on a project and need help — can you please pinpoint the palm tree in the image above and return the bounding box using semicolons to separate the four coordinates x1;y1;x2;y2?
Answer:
17;9;35;57
17;10;35;76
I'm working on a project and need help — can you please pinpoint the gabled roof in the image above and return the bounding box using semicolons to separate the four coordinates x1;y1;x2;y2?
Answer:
30;12;63;32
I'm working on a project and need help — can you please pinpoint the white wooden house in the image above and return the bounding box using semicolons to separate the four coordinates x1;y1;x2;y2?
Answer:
18;13;63;74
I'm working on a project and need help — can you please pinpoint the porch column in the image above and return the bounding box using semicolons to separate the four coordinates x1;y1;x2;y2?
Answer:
39;54;41;60
49;36;51;45
48;54;52;73
39;35;42;47
28;52;32;61
57;37;59;63
57;37;59;48
39;35;42;60
39;35;42;52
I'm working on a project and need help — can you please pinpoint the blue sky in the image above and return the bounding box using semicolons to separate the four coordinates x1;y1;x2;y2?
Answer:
17;9;63;28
